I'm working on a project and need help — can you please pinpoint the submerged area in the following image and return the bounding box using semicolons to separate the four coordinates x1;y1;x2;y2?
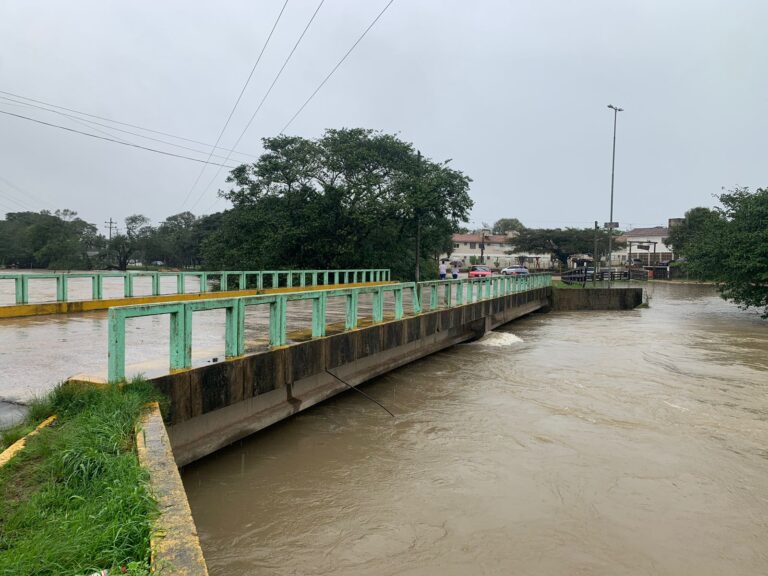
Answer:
183;283;768;575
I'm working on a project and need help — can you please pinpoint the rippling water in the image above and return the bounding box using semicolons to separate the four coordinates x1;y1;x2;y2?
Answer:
182;283;768;575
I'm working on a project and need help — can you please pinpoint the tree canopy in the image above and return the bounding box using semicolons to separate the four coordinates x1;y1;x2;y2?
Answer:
204;128;473;280
675;187;768;317
508;227;623;267
0;210;100;269
492;218;525;235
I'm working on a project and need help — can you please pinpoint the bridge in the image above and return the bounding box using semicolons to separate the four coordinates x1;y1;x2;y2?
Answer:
0;267;642;574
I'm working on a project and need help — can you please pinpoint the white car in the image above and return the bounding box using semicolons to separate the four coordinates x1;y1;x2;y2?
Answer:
500;266;529;276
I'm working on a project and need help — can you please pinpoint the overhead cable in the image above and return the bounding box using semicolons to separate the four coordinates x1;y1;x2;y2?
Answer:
0;95;243;162
180;0;290;209
187;0;326;211
0;88;259;159
0;109;239;168
280;0;395;133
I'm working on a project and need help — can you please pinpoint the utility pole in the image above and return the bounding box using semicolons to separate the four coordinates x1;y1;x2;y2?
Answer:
606;104;623;286
104;217;116;241
593;220;598;285
414;151;422;282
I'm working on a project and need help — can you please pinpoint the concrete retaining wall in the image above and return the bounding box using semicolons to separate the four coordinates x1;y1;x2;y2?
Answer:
551;287;643;311
151;287;551;466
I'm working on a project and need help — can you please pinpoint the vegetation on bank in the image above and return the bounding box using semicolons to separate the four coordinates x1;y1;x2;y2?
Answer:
1;128;472;280
0;381;161;575
665;186;768;317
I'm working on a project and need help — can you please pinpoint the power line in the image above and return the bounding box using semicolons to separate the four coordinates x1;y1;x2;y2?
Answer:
0;88;260;159
188;0;326;211
281;0;396;133
180;0;290;210
0;109;239;168
0;174;53;211
0;95;247;163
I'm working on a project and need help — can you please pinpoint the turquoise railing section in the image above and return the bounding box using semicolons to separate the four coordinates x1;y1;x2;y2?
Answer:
0;269;390;305
106;273;551;383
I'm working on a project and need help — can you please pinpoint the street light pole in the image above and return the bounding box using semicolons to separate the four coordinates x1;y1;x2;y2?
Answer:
607;104;623;284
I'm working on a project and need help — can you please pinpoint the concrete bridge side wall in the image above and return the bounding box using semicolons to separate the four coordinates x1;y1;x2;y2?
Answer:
153;287;551;466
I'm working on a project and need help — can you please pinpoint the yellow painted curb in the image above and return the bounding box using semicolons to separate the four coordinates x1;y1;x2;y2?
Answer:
0;415;57;468
0;282;397;318
137;402;209;575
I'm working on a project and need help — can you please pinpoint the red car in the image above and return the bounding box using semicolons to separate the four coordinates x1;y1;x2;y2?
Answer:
468;265;493;278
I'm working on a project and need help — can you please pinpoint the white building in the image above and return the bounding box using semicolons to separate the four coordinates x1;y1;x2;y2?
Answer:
613;220;679;265
441;232;553;269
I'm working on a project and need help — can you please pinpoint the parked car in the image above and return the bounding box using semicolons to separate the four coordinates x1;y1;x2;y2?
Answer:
468;265;493;278
500;266;529;276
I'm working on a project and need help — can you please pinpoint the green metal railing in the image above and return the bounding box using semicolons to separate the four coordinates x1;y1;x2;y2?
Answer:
107;273;551;383
0;268;390;305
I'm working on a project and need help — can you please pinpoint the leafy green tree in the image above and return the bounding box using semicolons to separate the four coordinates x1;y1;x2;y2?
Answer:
107;214;151;270
683;187;768;316
492;218;525;235
205;128;473;280
664;207;720;256
509;227;624;267
0;210;99;269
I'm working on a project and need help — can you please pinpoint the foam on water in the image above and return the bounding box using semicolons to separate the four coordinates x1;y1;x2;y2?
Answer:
470;331;524;347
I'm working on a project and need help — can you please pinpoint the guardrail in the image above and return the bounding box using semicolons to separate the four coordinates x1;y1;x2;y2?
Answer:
560;268;649;285
107;273;551;383
0;269;390;305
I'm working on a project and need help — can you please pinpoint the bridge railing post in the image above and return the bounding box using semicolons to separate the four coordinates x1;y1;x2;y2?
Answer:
345;290;358;330
56;274;68;302
311;292;327;337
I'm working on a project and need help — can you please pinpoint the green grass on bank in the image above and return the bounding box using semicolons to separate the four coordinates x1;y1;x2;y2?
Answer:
0;381;162;576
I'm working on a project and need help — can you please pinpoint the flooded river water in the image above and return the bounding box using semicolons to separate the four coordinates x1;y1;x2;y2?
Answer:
182;283;768;576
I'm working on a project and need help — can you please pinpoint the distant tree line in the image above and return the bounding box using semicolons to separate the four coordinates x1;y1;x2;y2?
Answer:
0;129;473;280
665;186;768;317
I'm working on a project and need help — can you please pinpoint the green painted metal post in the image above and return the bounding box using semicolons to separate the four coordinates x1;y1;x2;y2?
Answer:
151;273;160;296
181;305;193;368
345;291;358;329
225;302;239;357
20;276;30;304
373;286;384;323
312;293;327;337
444;283;451;307
107;309;126;383
430;284;438;310
177;273;185;294
92;274;104;300
394;287;403;319
239;272;246;290
456;281;464;304
412;285;422;314
269;295;287;346
56;274;67;302
124;274;134;297
312;272;318;286
200;272;207;293
220;273;228;292
14;276;25;304
300;272;306;288
272;272;278;288
169;306;186;370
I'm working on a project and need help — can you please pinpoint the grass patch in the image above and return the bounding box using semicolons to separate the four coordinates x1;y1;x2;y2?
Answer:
0;380;162;575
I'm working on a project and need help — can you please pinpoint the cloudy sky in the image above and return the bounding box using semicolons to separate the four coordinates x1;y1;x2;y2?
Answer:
0;0;765;233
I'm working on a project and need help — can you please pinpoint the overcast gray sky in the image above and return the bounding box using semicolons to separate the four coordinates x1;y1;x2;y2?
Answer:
0;0;765;233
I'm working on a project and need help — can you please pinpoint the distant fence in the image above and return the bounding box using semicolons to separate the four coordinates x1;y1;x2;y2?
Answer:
560;268;648;285
107;273;552;383
0;269;390;305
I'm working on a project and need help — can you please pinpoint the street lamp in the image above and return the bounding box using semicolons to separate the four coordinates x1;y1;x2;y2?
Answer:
606;104;623;284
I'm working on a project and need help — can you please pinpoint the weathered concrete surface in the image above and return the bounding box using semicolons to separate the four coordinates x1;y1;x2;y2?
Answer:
136;403;208;575
551;287;643;311
152;288;550;466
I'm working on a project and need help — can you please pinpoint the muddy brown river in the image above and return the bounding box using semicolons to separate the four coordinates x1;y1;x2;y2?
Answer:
181;283;768;575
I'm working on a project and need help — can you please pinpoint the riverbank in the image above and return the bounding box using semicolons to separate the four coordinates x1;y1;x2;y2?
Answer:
0;381;160;575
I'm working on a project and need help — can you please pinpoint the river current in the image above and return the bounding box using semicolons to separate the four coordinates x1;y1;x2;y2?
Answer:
179;284;766;574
